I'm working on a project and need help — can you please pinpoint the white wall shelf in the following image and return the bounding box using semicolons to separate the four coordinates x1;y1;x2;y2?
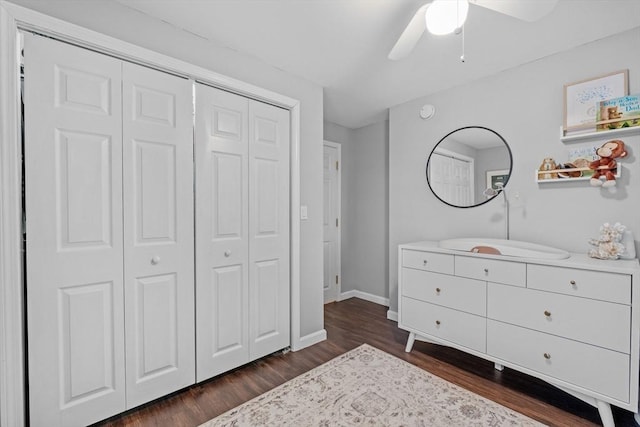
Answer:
536;165;622;183
560;126;640;143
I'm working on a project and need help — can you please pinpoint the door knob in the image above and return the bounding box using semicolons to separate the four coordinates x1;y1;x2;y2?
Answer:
151;256;160;265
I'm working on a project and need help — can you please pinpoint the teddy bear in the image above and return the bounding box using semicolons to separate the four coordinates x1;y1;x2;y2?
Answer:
608;106;624;119
589;140;627;187
588;222;627;259
538;157;558;180
600;106;624;120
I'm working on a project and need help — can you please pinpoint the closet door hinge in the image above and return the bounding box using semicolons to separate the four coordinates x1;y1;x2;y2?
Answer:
335;275;339;285
335;218;339;227
335;160;339;170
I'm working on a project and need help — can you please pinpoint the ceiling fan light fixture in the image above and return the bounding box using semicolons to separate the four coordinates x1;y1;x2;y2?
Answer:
425;0;469;35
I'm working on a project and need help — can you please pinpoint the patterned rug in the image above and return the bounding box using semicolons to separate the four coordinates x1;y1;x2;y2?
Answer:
199;344;545;426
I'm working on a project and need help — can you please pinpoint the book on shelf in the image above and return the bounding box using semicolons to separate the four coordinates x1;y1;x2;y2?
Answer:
567;146;598;178
596;94;640;131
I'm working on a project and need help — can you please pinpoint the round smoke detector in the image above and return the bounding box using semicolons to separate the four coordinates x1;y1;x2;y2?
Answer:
419;104;436;120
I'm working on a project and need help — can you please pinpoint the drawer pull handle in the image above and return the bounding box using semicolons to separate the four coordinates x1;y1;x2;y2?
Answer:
435;287;441;294
150;256;160;265
435;320;441;326
544;310;551;317
483;268;489;273
570;280;576;286
423;260;428;266
543;353;551;360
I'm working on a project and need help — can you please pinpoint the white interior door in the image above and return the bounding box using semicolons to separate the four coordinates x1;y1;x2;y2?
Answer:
248;100;290;360
323;142;341;303
24;33;126;427
122;62;195;407
195;84;250;380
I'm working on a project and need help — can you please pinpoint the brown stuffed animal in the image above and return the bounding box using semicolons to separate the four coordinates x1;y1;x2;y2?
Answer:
607;106;623;120
538;157;558;180
589;140;627;187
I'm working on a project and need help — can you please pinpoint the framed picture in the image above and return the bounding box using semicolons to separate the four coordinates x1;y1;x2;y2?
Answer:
563;70;628;131
486;169;509;190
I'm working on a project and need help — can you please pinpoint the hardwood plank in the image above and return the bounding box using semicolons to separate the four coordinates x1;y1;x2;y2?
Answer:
93;298;636;427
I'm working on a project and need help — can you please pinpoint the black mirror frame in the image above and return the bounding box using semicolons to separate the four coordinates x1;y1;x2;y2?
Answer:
426;126;513;208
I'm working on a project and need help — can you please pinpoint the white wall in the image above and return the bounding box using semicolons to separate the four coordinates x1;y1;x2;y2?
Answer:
325;120;389;301
324;122;354;146
389;27;640;312
9;0;325;337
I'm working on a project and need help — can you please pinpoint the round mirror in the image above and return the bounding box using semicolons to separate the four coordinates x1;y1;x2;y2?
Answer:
426;126;512;208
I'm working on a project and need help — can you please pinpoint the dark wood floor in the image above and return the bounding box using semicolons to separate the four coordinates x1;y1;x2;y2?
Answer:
95;298;637;427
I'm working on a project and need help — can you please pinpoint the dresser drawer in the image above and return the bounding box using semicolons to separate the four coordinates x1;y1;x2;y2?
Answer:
527;264;631;305
402;250;454;274
402;268;486;316
488;283;630;353
487;320;630;403
401;297;486;353
455;256;526;287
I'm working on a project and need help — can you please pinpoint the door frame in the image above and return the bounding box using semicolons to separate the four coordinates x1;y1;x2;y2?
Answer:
0;3;302;426
323;141;341;303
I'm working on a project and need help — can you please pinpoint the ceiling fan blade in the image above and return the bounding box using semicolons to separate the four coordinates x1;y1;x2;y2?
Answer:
471;0;559;22
388;3;430;61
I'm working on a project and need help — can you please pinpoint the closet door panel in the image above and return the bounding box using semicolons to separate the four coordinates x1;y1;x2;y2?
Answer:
122;62;195;407
24;33;126;427
134;140;177;241
195;84;250;380
249;101;290;360
133;274;179;373
57;130;113;248
59;283;118;399
210;265;245;350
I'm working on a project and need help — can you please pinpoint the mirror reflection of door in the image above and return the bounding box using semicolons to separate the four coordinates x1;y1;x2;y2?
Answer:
426;127;511;208
323;141;341;303
429;148;474;207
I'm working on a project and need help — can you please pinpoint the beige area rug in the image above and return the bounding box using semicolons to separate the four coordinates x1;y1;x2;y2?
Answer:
199;344;546;426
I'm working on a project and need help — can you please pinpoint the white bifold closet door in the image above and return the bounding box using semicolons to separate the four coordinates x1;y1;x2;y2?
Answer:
24;33;194;427
121;62;195;408
195;84;290;381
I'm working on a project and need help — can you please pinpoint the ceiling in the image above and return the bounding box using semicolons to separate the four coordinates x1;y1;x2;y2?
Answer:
111;0;640;129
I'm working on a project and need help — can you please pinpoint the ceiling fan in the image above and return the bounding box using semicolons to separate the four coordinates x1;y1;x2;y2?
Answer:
388;0;559;60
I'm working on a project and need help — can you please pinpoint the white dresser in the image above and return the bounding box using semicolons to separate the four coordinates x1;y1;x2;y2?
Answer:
398;241;640;427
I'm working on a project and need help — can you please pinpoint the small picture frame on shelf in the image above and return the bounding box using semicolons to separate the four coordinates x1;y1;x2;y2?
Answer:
486;169;509;190
563;70;628;132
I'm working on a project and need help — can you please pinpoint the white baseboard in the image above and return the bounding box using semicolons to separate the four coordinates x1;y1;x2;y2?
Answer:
386;310;398;322
292;328;327;351
338;290;389;307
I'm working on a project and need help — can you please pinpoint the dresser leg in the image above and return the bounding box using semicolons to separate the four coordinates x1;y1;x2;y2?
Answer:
405;332;416;352
596;400;614;427
494;363;504;371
